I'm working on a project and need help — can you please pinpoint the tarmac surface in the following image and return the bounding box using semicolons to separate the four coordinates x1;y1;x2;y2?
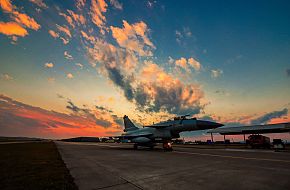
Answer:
56;142;290;190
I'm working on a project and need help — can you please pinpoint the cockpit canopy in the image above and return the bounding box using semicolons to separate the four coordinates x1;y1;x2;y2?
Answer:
173;115;196;121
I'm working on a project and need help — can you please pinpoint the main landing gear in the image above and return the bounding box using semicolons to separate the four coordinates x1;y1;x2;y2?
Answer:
163;141;173;151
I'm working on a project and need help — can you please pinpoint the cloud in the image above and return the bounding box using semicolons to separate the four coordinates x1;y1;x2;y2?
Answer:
286;69;290;77
95;105;113;113
11;11;41;30
226;54;243;65
59;10;85;28
56;24;71;38
29;0;48;9
64;99;122;128
1;73;13;81
183;27;192;37
175;27;193;45
76;0;86;10
168;56;174;64
10;35;17;43
87;39;137;100
80;30;95;43
175;57;188;71
66;100;81;112
188;57;201;71
64;51;73;60
110;0;123;10
147;0;157;9
66;73;74;79
60;37;69;44
67;10;86;25
86;34;204;115
211;69;223;78
215;89;230;97
134;61;205;115
170;57;201;73
0;95;120;138
48;30;59;38
0;0;40;39
0;21;28;36
47;77;55;83
49;28;69;44
76;63;83;69
90;0;107;33
250;108;288;125
44;62;54;68
0;0;13;12
79;6;204;116
110;20;155;56
59;12;75;28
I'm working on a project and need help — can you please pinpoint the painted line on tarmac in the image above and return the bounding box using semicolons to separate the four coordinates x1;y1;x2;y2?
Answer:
223;148;273;153
174;150;290;163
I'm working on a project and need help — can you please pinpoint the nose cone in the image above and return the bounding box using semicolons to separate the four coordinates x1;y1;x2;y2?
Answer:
196;120;224;129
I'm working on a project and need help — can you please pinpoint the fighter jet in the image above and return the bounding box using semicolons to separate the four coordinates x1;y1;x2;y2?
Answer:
118;115;223;150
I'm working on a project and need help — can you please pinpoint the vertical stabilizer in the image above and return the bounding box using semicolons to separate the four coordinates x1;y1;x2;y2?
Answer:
123;115;139;132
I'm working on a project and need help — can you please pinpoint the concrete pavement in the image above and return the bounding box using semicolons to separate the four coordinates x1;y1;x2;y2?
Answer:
56;142;290;190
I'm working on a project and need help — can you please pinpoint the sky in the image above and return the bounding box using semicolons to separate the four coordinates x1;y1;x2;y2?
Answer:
0;0;290;140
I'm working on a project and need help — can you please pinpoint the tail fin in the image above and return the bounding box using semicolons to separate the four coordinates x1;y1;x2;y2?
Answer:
123;115;139;132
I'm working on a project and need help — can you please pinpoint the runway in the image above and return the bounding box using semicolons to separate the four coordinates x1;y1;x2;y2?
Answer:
56;142;290;190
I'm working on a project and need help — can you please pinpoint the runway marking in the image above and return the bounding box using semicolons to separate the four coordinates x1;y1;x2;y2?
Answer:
223;148;274;153
174;151;290;163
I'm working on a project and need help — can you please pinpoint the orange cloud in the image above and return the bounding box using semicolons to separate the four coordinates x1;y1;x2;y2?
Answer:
0;0;13;12
171;57;201;73
175;57;188;70
90;0;107;30
12;11;41;30
66;73;74;79
81;30;95;43
76;0;86;10
0;0;40;39
56;24;72;38
0;21;28;36
67;10;86;25
44;62;54;68
268;116;290;124
60;37;69;44
48;30;59;38
29;0;48;9
59;12;75;28
137;60;204;114
110;20;155;56
188;57;201;71
0;95;121;139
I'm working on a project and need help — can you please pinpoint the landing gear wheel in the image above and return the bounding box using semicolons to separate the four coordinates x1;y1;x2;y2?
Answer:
133;144;138;150
163;141;173;151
